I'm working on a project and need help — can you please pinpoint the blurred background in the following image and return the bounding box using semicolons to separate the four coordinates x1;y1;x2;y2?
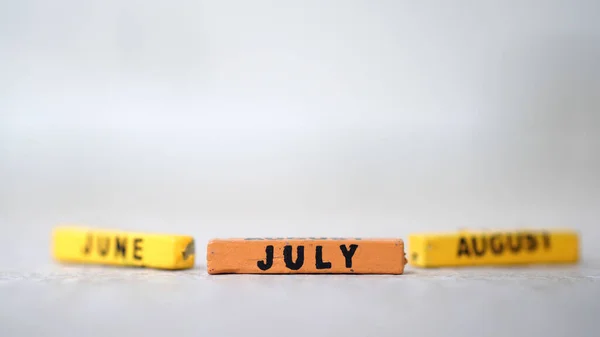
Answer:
1;0;599;269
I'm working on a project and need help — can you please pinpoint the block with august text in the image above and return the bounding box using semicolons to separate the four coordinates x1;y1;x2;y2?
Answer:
409;229;579;267
52;226;195;270
207;237;407;274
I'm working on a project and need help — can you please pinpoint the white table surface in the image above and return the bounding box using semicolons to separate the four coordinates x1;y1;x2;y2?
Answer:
1;259;598;337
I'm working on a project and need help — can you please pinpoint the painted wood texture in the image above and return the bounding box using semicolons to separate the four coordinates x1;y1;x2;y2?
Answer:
52;226;195;270
207;238;407;274
409;229;579;267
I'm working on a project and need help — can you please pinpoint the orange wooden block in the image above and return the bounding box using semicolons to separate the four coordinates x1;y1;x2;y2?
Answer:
207;237;407;274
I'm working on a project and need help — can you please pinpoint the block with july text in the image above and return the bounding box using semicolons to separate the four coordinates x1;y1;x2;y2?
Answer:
207;237;407;274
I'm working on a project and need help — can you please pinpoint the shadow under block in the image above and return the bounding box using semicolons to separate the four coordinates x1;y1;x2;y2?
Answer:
207;238;407;274
408;229;579;268
52;226;195;270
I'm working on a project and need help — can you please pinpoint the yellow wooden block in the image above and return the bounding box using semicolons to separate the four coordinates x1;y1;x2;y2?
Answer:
52;226;195;270
409;229;579;267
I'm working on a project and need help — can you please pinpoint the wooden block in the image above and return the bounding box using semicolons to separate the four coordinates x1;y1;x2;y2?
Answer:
408;229;579;268
52;226;195;270
207;237;407;274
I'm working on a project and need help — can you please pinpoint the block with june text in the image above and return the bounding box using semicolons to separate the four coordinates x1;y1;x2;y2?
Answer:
52;226;195;270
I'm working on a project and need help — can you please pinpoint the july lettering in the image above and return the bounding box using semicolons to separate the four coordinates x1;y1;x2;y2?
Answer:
257;244;359;271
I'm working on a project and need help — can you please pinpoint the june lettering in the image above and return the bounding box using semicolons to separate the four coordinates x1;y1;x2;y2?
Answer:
82;233;144;260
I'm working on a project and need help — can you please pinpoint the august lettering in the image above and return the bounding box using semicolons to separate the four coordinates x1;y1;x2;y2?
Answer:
457;232;551;257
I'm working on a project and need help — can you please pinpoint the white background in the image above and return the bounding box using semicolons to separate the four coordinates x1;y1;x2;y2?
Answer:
1;1;599;336
2;0;599;263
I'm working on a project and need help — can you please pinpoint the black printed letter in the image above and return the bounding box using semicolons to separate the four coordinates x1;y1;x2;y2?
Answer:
97;236;110;256
283;245;304;270
339;244;358;268
542;232;551;250
457;237;471;257
490;234;503;255
115;236;127;257
471;236;487;257
257;245;274;270
525;233;537;252
133;238;143;260
507;234;522;253
315;246;332;269
83;233;93;254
